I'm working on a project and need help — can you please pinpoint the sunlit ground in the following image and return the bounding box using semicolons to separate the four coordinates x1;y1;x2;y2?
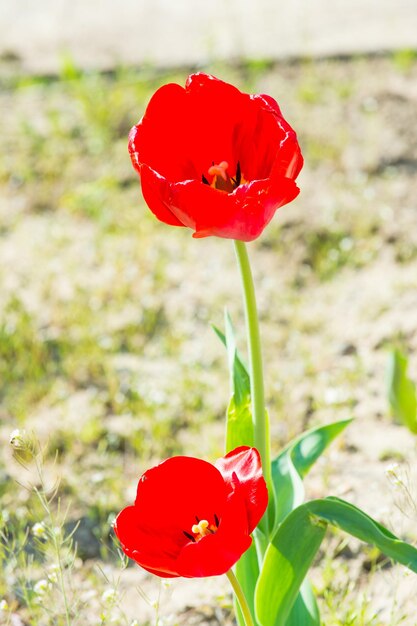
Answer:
1;52;417;624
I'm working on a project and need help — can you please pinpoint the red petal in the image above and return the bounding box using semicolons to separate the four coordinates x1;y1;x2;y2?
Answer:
114;457;229;577
251;95;304;180
129;83;197;182
140;164;183;227
169;176;300;241
135;456;227;528
175;483;252;577
215;447;268;534
114;506;181;577
183;73;253;180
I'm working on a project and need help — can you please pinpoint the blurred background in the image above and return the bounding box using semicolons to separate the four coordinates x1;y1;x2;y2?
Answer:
1;1;417;625
1;0;417;72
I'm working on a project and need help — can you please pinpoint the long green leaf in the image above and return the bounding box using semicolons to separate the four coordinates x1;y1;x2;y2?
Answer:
212;311;250;407
224;311;250;407
214;313;257;622
255;496;417;626
284;580;320;626
226;397;254;451
213;312;254;452
269;419;351;625
387;349;417;433
271;449;304;527
271;419;352;528
256;503;326;626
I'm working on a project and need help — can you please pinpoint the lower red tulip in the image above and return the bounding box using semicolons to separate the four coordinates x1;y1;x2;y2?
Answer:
114;446;268;577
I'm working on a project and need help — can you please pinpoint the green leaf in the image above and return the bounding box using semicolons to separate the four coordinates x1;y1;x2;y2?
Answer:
284;580;320;626
213;311;250;406
226;397;254;451
213;311;254;452
255;496;417;626
256;503;326;626
271;448;304;527
214;313;257;622
387;349;417;433
271;419;352;527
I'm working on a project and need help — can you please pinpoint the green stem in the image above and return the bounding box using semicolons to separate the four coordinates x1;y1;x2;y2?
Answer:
234;240;272;538
226;570;255;626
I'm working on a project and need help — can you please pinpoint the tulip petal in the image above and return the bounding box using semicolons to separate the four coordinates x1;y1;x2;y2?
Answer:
169;176;300;241
140;165;183;227
216;447;268;533
129;83;197;182
114;505;182;577
251;94;304;180
135;456;227;532
176;484;252;577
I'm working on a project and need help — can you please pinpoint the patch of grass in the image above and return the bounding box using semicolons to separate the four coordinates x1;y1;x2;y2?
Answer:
318;537;405;626
0;298;60;415
302;230;356;280
391;49;417;73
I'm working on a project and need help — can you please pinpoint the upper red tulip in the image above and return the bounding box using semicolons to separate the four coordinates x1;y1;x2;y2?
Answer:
129;73;303;241
114;446;268;578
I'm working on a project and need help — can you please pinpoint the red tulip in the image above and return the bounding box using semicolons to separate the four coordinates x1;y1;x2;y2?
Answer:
114;446;268;577
129;73;303;241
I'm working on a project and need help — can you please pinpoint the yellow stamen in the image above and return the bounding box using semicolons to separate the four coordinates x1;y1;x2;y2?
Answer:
191;519;210;536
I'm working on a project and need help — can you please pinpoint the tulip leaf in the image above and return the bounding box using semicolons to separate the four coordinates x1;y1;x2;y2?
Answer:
255;502;326;626
255;496;417;626
226;397;254;451
284;580;320;626
213;311;254;452
387;349;417;434
213;311;250;406
271;419;352;529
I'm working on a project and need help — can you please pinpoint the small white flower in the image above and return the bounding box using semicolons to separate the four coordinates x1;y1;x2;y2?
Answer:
385;462;400;476
130;620;139;626
48;569;58;583
385;463;402;487
34;579;50;595
9;429;26;448
48;563;60;581
0;599;9;611
32;522;47;539
101;588;117;604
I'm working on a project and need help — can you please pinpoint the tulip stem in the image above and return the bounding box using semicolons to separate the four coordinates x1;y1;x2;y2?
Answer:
234;240;272;539
226;569;255;626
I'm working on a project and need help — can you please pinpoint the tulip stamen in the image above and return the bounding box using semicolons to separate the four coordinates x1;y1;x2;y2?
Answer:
231;161;241;187
183;530;196;542
190;518;218;541
214;513;220;527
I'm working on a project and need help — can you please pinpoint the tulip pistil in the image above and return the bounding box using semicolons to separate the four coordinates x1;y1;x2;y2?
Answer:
203;161;243;193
